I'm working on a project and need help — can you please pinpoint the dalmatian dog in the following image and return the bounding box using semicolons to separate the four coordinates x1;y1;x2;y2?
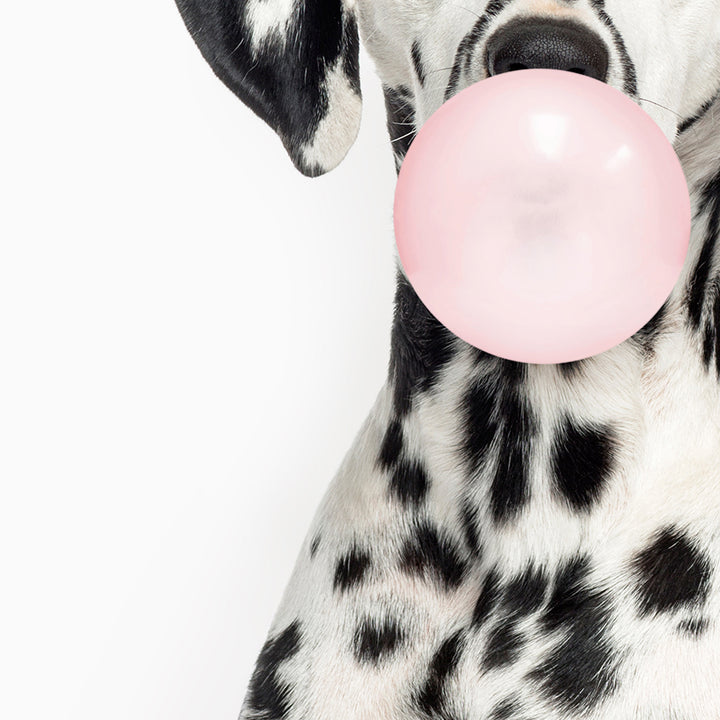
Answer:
175;0;720;717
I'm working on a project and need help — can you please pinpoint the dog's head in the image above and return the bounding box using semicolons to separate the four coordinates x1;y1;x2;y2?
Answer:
177;0;720;177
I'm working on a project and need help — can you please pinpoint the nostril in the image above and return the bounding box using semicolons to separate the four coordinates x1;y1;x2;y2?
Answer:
485;17;609;83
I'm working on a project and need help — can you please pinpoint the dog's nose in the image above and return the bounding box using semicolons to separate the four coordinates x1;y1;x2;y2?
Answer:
485;18;609;82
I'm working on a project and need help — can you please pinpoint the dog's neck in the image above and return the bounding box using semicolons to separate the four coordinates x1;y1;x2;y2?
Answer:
381;98;720;561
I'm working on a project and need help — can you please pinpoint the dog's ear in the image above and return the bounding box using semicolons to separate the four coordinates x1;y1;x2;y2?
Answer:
176;0;362;177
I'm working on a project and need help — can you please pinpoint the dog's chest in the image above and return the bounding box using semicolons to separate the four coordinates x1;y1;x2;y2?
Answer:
406;338;720;718
319;339;720;718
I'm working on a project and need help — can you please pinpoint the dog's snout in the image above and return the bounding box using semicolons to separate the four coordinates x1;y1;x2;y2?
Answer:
486;18;609;82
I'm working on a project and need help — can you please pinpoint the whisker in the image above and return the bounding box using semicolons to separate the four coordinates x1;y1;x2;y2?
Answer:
362;26;383;45
389;96;415;109
637;95;705;140
242;60;259;84
450;3;482;19
425;66;455;76
637;96;682;119
377;87;714;155
390;129;418;144
422;83;458;97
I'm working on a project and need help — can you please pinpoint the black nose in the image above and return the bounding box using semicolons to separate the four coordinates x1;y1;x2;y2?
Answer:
485;18;609;82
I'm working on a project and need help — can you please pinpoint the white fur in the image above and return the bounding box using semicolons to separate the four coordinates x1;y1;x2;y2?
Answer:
298;56;363;174
245;0;296;51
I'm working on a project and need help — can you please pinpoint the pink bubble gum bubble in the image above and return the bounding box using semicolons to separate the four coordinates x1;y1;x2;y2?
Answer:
393;69;691;365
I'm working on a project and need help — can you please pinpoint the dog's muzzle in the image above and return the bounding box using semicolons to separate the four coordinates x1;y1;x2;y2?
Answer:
485;17;609;82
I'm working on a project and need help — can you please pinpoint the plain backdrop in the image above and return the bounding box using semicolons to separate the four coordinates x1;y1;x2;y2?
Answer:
0;2;397;718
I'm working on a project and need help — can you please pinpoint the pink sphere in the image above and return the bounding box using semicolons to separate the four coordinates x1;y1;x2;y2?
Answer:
394;69;691;364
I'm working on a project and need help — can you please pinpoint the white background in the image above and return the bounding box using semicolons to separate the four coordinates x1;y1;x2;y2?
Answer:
0;2;397;717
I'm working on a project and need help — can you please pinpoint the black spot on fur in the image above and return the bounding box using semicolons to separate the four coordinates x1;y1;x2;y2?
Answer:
531;556;618;712
378;418;404;470
415;631;466;716
558;360;585;379
340;3;361;96
460;498;482;556
703;318;715;367
472;569;502;627
468;346;495;365
389;459;430;507
679;89;720;134
246;620;302;719
687;171;720;332
541;555;592;632
714;287;720;379
491;387;536;523
489;698;521;720
699;277;720;377
531;612;618;712
589;0;637;96
462;378;499;477
334;547;372;592
389;272;457;416
633;301;667;351
383;85;416;171
411;40;426;85
550;416;616;512
632;526;712;616
677;617;709;637
499;359;527;385
460;354;536;522
483;619;525;669
698;278;720;375
353;616;404;664
400;522;467;591
309;533;321;558
501;566;548;619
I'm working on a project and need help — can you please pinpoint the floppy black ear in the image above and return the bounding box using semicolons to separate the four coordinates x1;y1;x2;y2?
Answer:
176;0;362;177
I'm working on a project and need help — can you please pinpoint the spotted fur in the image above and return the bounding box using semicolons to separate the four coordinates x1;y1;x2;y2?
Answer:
176;0;720;716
